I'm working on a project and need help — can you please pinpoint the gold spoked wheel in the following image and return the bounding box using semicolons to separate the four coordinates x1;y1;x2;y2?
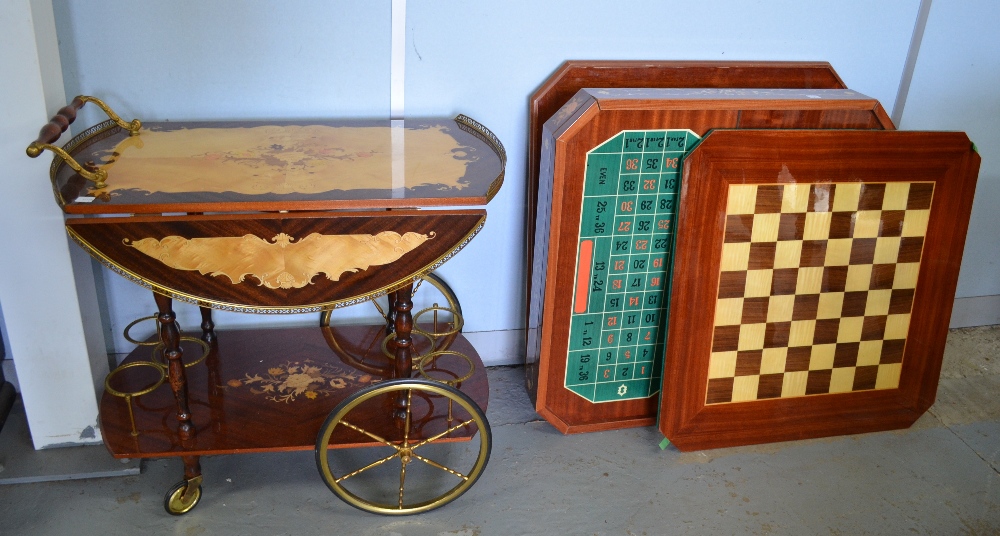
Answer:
315;378;491;515
320;272;464;377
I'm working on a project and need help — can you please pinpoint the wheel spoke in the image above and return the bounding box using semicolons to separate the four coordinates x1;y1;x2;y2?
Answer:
412;453;469;481
334;451;400;484
398;459;407;509
410;418;476;450
338;419;401;450
404;389;413;445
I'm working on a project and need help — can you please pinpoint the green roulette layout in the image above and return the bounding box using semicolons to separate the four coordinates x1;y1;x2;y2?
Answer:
565;130;699;403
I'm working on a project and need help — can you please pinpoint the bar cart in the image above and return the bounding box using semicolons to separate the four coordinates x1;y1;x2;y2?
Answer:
26;96;505;515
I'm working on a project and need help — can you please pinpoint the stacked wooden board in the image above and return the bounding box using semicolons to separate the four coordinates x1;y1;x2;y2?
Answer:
526;61;980;449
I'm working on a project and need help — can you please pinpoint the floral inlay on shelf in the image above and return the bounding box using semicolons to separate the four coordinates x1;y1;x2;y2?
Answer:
227;359;379;403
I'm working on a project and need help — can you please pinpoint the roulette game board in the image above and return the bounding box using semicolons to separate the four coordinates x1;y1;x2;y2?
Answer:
529;87;894;433
524;60;852;405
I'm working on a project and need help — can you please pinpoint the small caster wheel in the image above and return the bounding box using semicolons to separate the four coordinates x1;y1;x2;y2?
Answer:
316;378;490;515
164;476;203;515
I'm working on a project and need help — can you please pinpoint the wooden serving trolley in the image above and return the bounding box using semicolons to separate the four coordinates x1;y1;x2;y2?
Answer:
26;97;505;515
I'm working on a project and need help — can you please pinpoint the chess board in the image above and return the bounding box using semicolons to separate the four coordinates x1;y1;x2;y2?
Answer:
706;181;930;404
658;129;980;451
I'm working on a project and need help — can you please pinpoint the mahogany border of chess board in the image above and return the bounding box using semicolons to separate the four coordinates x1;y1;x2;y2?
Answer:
658;129;980;451
524;62;850;396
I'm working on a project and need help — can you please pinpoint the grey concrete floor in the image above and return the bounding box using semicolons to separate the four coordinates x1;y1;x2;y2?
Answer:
0;326;998;535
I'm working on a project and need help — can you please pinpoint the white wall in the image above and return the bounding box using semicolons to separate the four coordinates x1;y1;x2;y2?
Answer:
0;0;106;448
25;0;999;365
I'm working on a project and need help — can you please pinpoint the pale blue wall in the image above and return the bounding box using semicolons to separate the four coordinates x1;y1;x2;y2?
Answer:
899;0;1000;299
54;0;391;124
47;0;998;356
404;0;920;334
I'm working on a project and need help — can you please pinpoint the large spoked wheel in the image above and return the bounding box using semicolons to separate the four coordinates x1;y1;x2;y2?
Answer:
320;272;464;376
315;378;491;515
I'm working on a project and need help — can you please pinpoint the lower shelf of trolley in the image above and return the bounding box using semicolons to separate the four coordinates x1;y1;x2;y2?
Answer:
99;325;489;458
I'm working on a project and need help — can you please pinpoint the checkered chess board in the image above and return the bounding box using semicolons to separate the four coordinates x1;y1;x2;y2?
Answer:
706;181;933;404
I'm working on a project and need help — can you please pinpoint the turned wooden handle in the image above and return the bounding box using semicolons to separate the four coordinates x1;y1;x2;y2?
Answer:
32;95;86;148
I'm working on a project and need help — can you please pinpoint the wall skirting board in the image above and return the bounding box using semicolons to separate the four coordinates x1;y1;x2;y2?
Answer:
950;295;1000;329
4;296;997;393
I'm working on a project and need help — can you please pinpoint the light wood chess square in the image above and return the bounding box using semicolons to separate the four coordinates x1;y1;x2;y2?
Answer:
773;240;802;269
751;213;781;242
727;184;758;215
721;242;750;271
825;238;853;266
902;209;930;237
708;351;737;378
882;183;911;210
853;210;882;238
781;184;810;213
874;237;902;264
767;295;795;323
832;183;861;212
715;298;744;326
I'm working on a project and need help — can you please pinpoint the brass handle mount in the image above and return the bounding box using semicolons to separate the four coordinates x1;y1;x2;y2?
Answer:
25;95;141;189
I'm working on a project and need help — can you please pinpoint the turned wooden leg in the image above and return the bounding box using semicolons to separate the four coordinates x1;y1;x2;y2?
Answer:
153;293;195;444
392;283;414;422
183;455;202;482
199;306;216;346
386;289;398;335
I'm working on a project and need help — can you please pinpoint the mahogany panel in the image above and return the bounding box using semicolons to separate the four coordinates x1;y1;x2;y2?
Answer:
67;210;485;312
659;129;980;451
529;88;893;434
100;326;489;457
524;62;853;374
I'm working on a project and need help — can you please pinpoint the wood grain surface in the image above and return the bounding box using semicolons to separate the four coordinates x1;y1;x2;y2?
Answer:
529;88;893;434
67;210;485;312
52;118;504;214
523;62;851;402
100;325;489;458
659;129;980;451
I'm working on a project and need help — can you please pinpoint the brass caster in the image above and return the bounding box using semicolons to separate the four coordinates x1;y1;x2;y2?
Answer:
164;476;202;515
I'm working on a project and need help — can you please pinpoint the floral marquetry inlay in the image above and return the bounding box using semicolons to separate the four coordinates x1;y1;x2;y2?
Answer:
226;360;380;403
126;231;432;289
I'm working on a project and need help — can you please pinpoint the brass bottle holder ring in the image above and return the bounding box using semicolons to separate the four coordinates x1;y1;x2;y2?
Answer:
104;361;167;437
151;337;211;369
412;305;464;338
108;315;211;437
123;314;164;346
379;328;437;365
415;350;476;423
416;350;475;386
